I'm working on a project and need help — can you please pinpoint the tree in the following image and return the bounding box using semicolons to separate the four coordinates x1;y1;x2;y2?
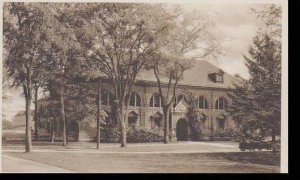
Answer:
40;3;83;146
3;2;49;152
227;5;281;142
148;7;221;143
32;61;51;140
72;3;167;147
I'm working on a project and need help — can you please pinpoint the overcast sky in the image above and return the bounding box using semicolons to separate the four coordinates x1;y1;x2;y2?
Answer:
2;3;279;121
180;3;270;80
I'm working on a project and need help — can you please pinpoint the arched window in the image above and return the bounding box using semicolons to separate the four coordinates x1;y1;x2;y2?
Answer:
101;90;114;106
150;93;162;107
126;92;142;107
215;97;227;110
173;94;185;107
199;96;208;109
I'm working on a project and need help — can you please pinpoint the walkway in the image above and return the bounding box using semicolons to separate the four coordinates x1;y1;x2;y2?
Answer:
2;155;74;173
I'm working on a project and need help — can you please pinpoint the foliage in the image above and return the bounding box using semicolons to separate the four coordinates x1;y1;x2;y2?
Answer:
227;5;281;142
189;116;204;141
67;3;175;147
3;2;53;152
145;7;221;143
127;127;164;143
100;124;121;142
100;125;164;143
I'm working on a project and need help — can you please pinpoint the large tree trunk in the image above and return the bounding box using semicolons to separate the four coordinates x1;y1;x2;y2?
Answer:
60;83;67;146
24;71;32;153
124;91;131;131
163;107;170;144
96;80;101;149
25;92;32;152
34;87;39;141
119;107;127;147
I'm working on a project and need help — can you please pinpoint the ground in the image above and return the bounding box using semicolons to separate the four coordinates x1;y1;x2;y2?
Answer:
2;141;280;173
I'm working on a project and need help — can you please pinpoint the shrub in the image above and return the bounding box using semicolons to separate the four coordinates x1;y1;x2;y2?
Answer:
99;125;163;143
127;127;163;143
100;125;120;143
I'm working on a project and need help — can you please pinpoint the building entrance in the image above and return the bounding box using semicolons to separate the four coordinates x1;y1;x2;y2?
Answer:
176;118;189;141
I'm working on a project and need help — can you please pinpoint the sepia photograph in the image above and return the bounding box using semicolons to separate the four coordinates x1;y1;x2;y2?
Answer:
1;0;288;173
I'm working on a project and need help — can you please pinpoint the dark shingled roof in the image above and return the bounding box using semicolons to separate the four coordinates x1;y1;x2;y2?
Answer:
136;60;242;89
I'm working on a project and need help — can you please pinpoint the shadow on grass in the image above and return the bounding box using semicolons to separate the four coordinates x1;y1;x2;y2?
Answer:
205;151;280;166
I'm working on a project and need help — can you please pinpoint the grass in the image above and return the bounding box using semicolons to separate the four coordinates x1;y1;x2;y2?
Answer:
205;152;280;166
3;151;280;173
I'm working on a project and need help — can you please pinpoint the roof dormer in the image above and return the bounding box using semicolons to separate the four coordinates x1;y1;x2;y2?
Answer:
208;69;224;83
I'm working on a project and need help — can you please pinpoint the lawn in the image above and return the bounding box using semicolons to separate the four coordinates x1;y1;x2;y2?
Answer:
3;151;280;173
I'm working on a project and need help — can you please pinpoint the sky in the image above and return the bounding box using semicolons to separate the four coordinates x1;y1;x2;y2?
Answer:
180;3;269;79
2;3;279;121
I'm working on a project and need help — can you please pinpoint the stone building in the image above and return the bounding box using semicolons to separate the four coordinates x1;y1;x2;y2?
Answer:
37;60;241;141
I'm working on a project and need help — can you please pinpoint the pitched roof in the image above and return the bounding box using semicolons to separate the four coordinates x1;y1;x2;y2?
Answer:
137;60;242;89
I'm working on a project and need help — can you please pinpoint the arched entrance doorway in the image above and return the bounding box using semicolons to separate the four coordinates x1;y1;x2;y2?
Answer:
176;118;189;141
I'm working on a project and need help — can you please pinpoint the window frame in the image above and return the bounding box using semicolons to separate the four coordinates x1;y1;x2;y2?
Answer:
101;90;113;106
150;93;162;107
128;92;142;107
215;97;227;110
199;96;208;109
215;73;224;82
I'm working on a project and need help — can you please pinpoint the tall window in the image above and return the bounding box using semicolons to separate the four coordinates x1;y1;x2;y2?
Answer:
199;96;208;109
150;94;161;107
215;97;227;110
127;92;141;107
101;90;113;106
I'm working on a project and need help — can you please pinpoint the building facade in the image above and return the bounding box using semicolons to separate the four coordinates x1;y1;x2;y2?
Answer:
37;60;241;142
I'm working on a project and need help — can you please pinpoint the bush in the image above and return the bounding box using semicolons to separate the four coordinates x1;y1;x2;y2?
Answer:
200;128;241;141
127;127;163;143
100;125;120;143
99;125;163;143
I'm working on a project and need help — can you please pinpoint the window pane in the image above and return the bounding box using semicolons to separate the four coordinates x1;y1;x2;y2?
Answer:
154;94;160;107
219;98;224;109
216;74;223;82
150;96;154;107
199;96;204;109
204;99;208;109
101;91;108;105
151;94;160;107
136;93;141;107
215;99;219;109
129;93;135;106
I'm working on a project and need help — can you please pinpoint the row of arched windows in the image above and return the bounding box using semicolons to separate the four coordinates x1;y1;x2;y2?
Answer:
149;94;228;110
99;90;227;110
199;96;228;110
